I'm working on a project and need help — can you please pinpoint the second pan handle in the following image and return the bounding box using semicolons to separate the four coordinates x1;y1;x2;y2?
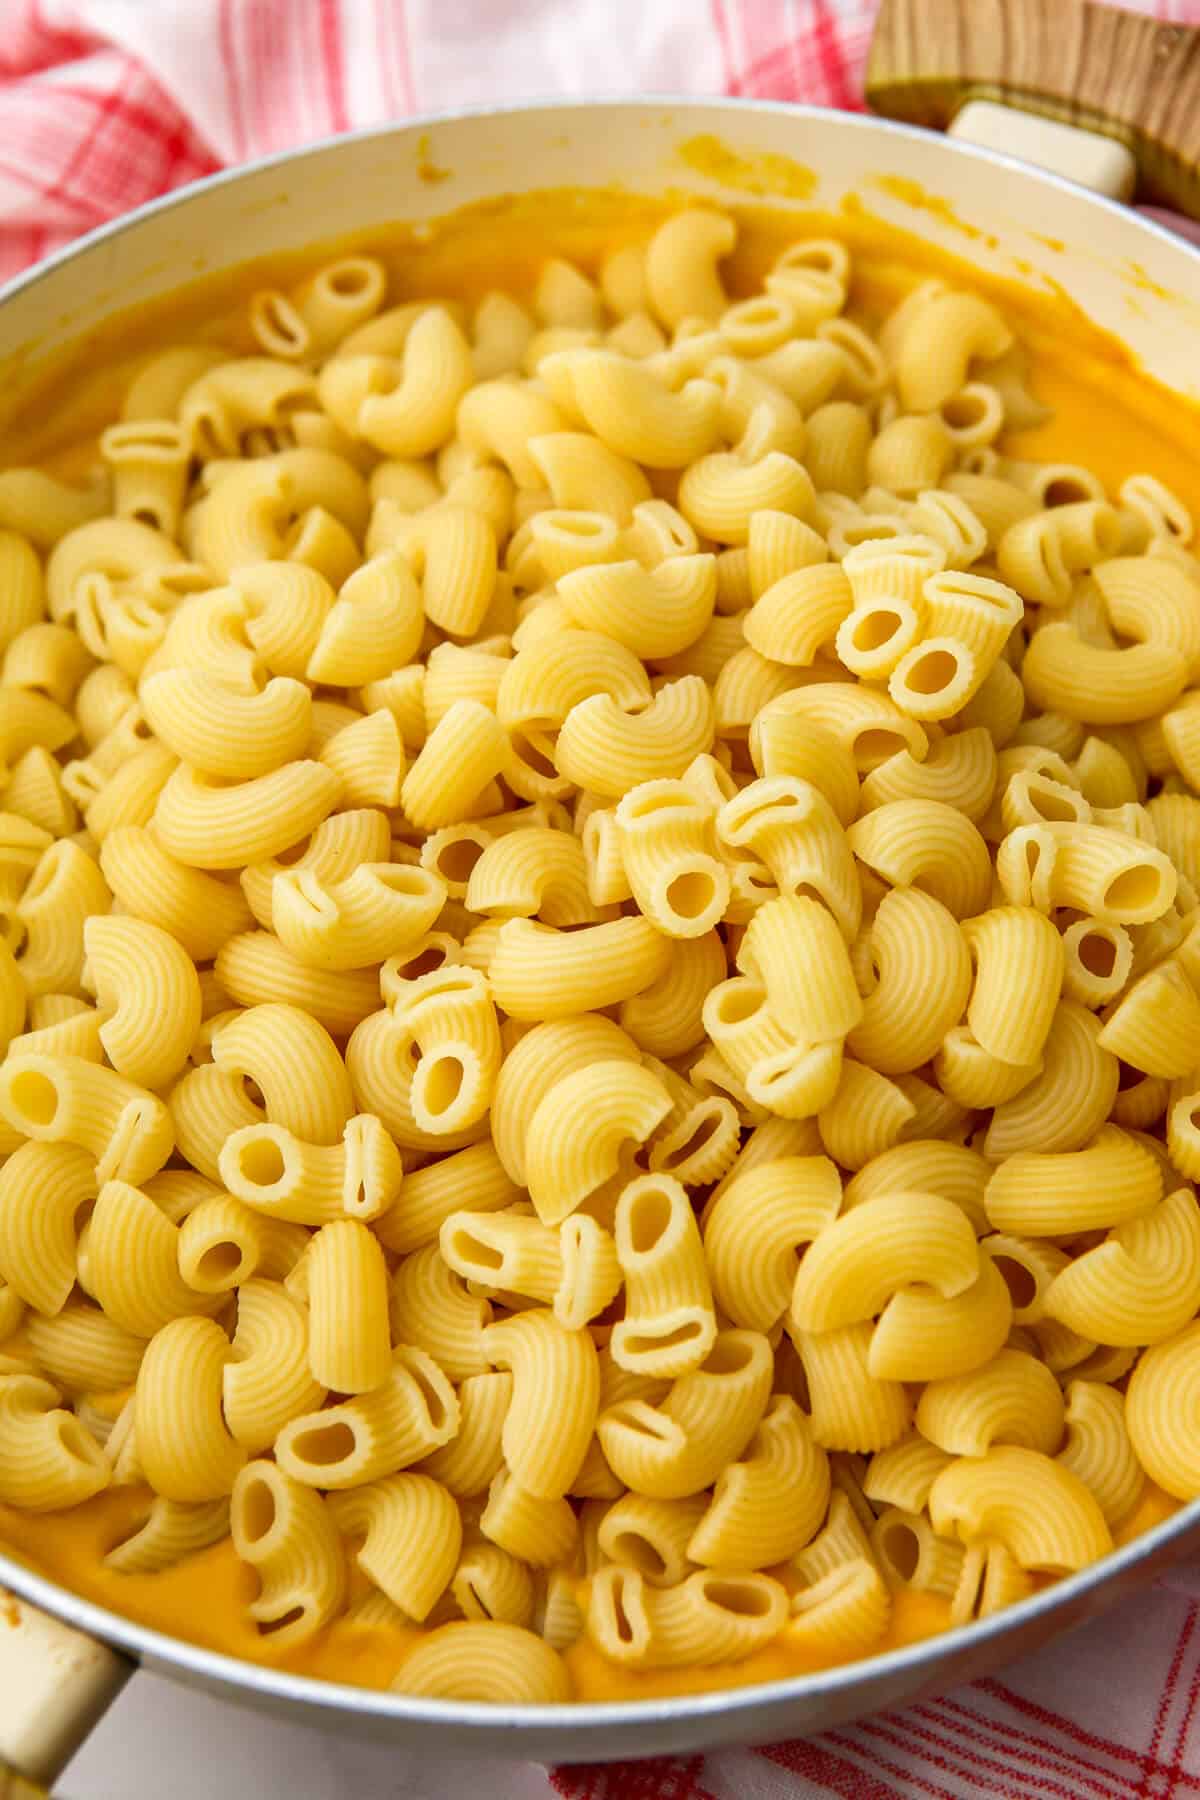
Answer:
0;1591;131;1795
865;0;1200;220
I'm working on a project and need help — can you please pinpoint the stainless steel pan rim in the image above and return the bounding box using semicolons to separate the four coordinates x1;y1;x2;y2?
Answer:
3;1499;1198;1736
2;95;1199;1749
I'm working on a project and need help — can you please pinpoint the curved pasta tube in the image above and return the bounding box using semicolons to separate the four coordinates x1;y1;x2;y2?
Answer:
749;710;860;827
703;1155;841;1333
329;1473;461;1621
212;1003;352;1144
135;1316;246;1502
383;965;501;1139
393;1621;572;1704
374;1140;521;1256
306;1219;391;1394
610;1175;715;1378
0;1372;109;1509
480;1466;578;1567
219;1115;402;1226
544;350;721;468
864;1436;954;1514
103;1494;231;1574
482;1308;599;1499
619;930;727;1060
152;760;342;869
231;562;334;680
399;699;509;833
25;1302;144;1393
611;781;728;939
929;1446;1112;1573
645;209;736;328
496;627;650;733
526;431;652;525
0;1141;98;1315
556;676;716;798
860;728;997;824
847;799;992;919
488;1015;641;1187
240;807;392;932
960;907;1063;1076
597;1490;707;1588
597;1328;774;1499
274;1345;459;1489
1126;1323;1200;1499
140;669;312;779
440;1208;619;1334
14;839;111;996
230;1460;345;1648
1024;616;1187;723
587;1565;787;1668
325;309;473;457
916;1348;1065;1456
85;1178;221;1336
489;917;670;1026
556;555;715;661
688;1394;830;1567
83;914;201;1090
893;291;1013;411
305;551;424;688
678;452;814;548
793;1322;912;1453
420;1370;512;1497
223;1278;324;1452
847;887;972;1074
786;1557;892;1659
867;1250;1013;1382
100;825;253;960
1098;960;1200;1079
791;1192;979;1334
1057;1380;1144;1529
523;1058;672;1225
984;999;1118;1158
718;778;861;943
984;1125;1161;1235
0;1053;174;1186
388;1242;492;1381
272;861;445;971
464;829;598;929
1043;1188;1200;1347
344;1008;488;1154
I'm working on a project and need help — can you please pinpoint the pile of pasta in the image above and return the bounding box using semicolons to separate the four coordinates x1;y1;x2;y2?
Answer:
1;206;1200;1707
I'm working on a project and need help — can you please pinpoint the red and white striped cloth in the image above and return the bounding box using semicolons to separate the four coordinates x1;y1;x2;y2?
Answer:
6;3;1200;1796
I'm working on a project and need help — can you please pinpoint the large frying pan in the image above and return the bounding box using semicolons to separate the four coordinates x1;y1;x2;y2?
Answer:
3;0;1200;1784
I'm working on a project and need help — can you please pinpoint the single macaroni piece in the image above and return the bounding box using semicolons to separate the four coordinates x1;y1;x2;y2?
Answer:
0;1052;174;1186
393;1621;572;1703
598;1329;774;1499
482;1308;599;1500
610;1175;716;1378
0;1140;98;1315
928;1446;1112;1574
522;1058;674;1226
0;1371;109;1510
587;1565;788;1668
274;1346;459;1489
704;1154;841;1333
230;1460;346;1648
329;1473;461;1621
135;1316;247;1503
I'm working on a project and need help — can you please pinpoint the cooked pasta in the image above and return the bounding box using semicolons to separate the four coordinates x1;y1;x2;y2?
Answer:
0;201;1198;1711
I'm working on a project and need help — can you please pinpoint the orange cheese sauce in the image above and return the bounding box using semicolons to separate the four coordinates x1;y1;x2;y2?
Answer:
0;188;1196;1703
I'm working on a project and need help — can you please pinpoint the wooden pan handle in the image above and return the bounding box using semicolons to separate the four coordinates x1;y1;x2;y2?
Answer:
865;0;1200;218
0;1591;131;1792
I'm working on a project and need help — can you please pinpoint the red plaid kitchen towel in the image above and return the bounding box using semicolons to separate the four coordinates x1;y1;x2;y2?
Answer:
7;3;1200;1796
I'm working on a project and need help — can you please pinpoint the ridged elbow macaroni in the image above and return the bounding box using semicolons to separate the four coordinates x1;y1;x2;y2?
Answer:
1;206;1198;1708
